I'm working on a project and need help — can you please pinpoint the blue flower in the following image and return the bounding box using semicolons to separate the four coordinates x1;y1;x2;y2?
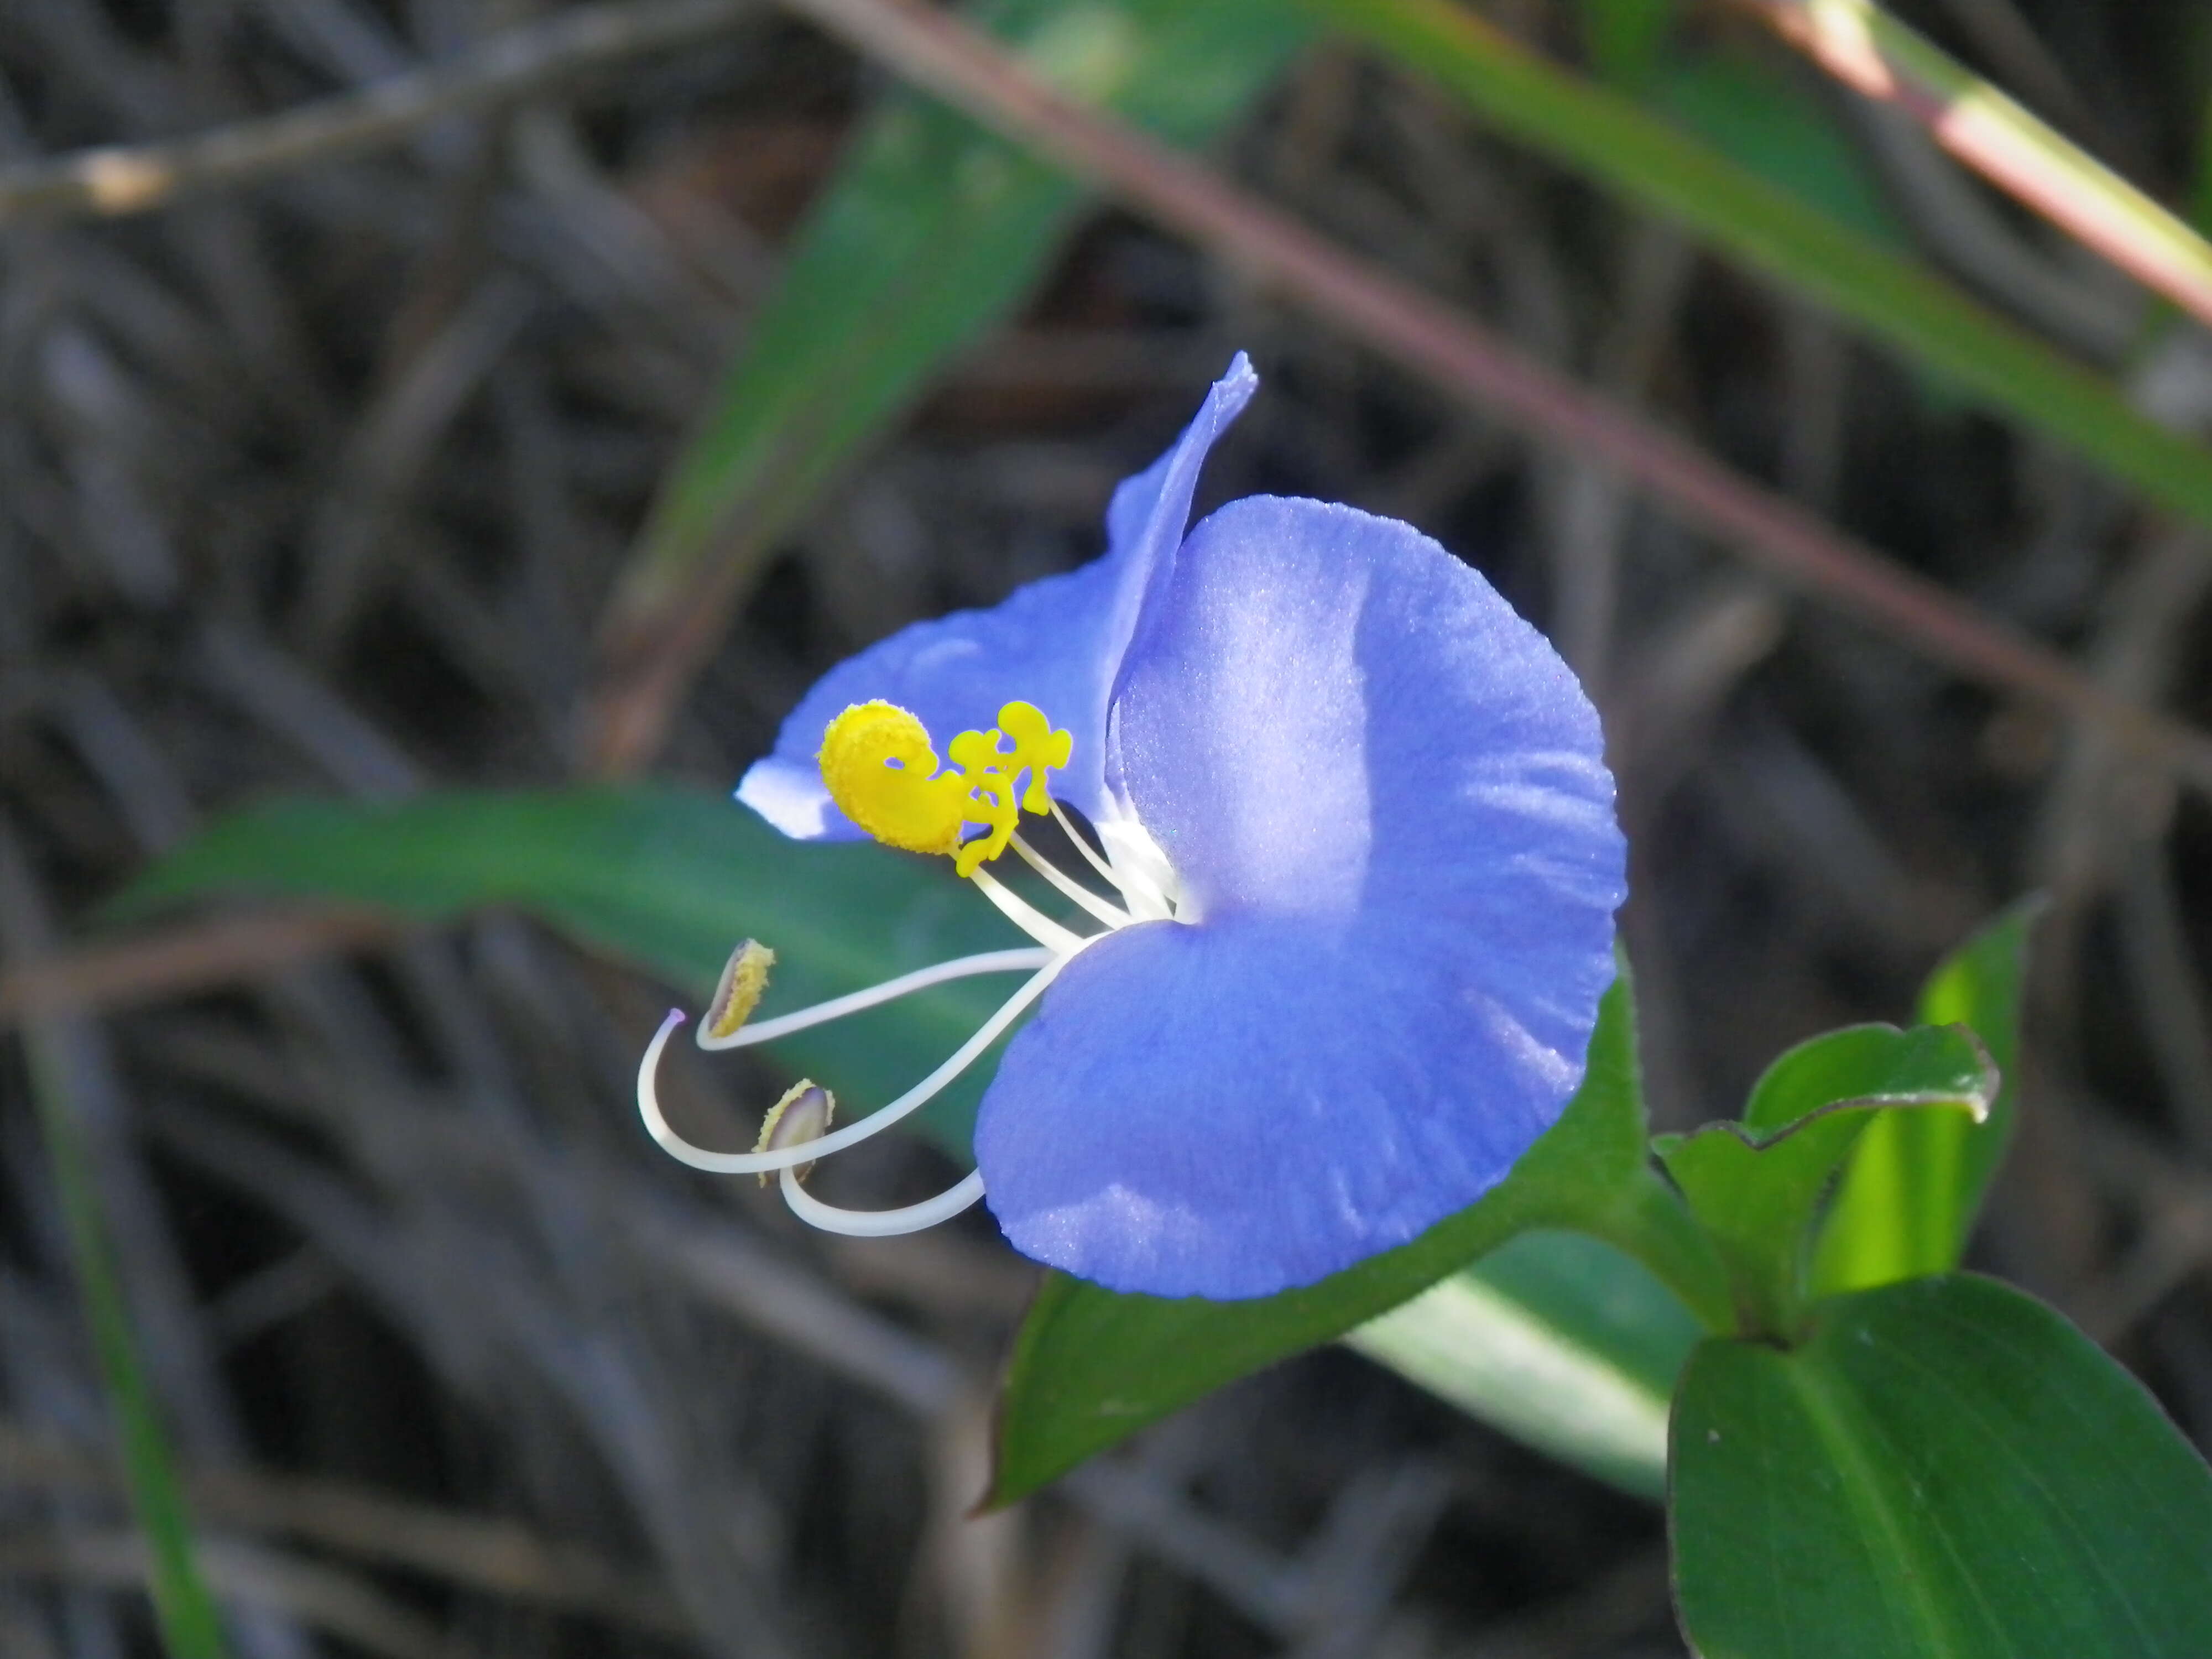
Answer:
639;356;1625;1300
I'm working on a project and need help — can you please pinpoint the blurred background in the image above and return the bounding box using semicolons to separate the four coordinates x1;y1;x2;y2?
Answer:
4;0;2212;1653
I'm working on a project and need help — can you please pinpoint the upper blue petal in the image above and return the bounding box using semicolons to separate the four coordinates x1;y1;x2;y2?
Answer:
735;354;1257;838
978;497;1625;1297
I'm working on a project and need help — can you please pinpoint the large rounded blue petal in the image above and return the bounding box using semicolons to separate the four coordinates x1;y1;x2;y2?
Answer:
736;355;1257;838
980;497;1624;1297
978;917;1574;1296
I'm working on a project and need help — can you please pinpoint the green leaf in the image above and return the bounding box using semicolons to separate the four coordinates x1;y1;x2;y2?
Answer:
1579;0;1678;90
1670;1273;2212;1658
1813;900;2040;1295
990;969;1730;1506
1655;1024;1994;1337
25;1029;232;1658
1296;0;2212;533
1346;1228;1699;1500
111;788;1027;1150
1647;51;1903;248
604;0;1311;641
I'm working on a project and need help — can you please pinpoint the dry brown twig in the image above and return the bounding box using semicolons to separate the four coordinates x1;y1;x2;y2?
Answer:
0;0;757;223
0;907;405;1029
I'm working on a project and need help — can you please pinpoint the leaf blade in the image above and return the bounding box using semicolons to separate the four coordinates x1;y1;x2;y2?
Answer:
601;0;1313;654
1670;1274;2212;1658
1655;1022;1995;1335
1346;1229;1699;1499
1812;900;2039;1293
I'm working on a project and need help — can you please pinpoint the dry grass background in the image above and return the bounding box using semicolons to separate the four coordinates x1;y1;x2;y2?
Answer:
3;0;2211;1653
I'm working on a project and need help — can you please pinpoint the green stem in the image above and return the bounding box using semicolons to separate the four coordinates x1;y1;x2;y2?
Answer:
1584;1168;1739;1338
24;1029;231;1659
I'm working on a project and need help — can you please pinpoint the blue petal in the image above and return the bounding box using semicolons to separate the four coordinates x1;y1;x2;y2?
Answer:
980;498;1624;1297
736;354;1258;838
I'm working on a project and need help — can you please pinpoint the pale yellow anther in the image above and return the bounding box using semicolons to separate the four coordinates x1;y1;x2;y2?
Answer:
706;939;776;1041
818;697;1073;875
753;1081;834;1187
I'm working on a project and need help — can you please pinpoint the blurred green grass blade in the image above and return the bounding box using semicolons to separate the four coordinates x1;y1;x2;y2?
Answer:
1757;0;2212;332
1295;0;2212;531
111;787;1027;1150
990;969;1730;1506
1645;51;1902;247
1579;0;1678;88
1579;3;1902;247
1345;1229;1699;1500
23;1029;229;1658
604;0;1311;641
1812;900;2040;1295
1671;1274;2212;1657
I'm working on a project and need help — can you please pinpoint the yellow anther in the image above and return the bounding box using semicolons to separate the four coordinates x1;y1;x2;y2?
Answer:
818;701;971;857
706;938;776;1041
818;697;1072;875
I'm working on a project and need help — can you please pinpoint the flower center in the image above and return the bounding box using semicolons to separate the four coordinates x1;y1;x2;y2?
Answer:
637;695;1184;1240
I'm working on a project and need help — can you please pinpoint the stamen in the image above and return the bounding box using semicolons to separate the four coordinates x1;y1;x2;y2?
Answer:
779;1166;986;1237
1009;833;1131;929
968;865;1088;954
638;953;1072;1175
697;947;1053;1051
1048;798;1129;893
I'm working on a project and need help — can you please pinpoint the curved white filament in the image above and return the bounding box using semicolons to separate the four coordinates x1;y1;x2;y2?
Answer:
967;865;1088;953
1009;834;1131;930
696;948;1055;1051
1047;799;1132;895
779;1166;987;1236
637;954;1071;1175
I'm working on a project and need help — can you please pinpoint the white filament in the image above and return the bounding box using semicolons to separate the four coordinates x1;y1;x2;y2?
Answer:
637;953;1071;1175
967;865;1088;953
1009;833;1131;930
1095;814;1181;922
695;948;1054;1051
779;1166;987;1235
1048;798;1130;893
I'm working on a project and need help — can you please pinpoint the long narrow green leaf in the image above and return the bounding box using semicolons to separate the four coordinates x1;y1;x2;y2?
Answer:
24;1029;229;1658
1345;1229;1698;1500
601;0;1310;642
1295;0;2212;530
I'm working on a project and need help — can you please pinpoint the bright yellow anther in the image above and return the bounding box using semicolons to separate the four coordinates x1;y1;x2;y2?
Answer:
818;697;1072;874
819;701;971;857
